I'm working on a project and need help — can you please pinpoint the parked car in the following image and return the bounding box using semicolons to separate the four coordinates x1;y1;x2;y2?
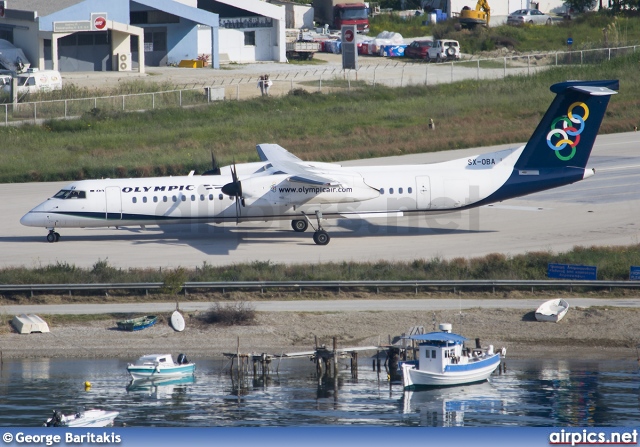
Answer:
507;9;553;26
427;39;460;62
404;40;433;60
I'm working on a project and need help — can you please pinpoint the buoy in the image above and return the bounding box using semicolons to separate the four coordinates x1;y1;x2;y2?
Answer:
84;381;91;390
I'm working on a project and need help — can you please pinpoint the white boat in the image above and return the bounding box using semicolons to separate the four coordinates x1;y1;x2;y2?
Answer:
170;310;185;332
126;353;195;380
43;409;119;427
401;323;506;389
535;298;569;322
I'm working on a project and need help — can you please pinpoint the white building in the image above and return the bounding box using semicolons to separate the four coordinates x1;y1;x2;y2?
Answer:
0;0;285;72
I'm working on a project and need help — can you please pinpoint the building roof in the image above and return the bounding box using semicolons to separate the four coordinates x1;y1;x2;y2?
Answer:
10;0;85;16
135;0;219;27
199;0;284;21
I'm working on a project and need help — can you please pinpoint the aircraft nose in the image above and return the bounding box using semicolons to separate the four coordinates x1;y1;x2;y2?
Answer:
20;211;39;227
20;203;49;226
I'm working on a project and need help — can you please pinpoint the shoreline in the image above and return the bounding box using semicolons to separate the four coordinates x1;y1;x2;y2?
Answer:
1;307;639;361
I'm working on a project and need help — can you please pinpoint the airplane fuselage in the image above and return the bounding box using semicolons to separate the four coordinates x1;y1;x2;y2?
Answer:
19;80;618;245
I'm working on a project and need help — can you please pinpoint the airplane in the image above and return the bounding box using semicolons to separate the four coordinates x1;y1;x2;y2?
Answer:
20;79;618;246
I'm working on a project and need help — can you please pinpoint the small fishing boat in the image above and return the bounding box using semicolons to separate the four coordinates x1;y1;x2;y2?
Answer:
127;353;195;380
535;299;569;322
116;315;157;331
43;409;119;427
401;323;506;389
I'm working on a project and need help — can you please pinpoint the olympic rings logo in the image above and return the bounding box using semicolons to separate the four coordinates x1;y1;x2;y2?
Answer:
546;102;589;161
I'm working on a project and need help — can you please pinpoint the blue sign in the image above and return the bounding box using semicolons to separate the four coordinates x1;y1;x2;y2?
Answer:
548;263;597;280
567;37;573;45
631;266;640;281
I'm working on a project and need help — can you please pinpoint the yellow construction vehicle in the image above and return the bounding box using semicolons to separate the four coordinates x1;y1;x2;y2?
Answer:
459;0;490;28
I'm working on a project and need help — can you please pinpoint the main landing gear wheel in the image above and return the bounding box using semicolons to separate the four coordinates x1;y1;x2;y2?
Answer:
313;230;330;246
46;230;60;243
291;219;308;232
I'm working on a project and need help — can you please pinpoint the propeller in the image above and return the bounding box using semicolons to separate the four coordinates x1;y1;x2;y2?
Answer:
201;150;221;175
221;161;245;223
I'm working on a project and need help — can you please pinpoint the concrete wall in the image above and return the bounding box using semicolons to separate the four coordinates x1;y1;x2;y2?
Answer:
12;22;39;69
166;18;199;64
111;30;131;71
215;25;281;63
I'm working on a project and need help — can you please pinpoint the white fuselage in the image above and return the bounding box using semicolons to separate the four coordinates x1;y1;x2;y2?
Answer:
21;146;524;230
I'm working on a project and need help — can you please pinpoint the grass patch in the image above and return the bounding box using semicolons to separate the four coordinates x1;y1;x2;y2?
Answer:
1;51;640;183
0;245;638;294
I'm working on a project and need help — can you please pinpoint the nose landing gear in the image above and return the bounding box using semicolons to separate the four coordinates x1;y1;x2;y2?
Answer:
300;211;331;246
46;229;60;243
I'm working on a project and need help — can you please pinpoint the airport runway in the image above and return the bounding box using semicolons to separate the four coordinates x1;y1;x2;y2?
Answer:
2;132;639;269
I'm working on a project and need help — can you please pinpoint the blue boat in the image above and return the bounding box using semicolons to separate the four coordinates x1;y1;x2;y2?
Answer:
127;353;195;380
116;315;157;331
401;323;506;388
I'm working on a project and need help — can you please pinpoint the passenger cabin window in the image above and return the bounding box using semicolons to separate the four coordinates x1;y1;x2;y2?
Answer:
389;188;394;194
399;187;403;194
53;190;86;199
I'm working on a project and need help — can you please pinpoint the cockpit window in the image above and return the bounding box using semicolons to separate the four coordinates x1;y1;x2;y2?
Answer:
53;189;86;199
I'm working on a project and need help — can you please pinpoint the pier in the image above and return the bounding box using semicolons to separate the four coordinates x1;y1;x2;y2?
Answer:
222;330;428;382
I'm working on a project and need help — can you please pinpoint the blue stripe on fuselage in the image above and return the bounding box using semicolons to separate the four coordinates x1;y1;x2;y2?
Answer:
471;166;587;207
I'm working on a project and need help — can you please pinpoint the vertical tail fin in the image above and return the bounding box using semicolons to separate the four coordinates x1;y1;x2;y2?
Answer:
514;80;618;170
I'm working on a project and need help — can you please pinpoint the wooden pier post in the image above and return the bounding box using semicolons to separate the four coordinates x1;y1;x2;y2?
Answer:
332;337;338;378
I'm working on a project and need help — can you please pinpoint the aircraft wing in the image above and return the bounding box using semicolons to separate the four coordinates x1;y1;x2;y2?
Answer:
256;143;341;186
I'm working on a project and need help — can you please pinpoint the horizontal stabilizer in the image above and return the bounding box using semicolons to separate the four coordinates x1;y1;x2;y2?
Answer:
570;85;618;96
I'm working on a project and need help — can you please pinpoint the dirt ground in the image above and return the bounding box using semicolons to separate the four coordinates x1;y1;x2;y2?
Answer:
1;305;639;361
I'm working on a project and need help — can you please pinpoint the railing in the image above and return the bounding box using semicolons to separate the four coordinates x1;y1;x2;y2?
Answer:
1;279;639;297
1;45;637;126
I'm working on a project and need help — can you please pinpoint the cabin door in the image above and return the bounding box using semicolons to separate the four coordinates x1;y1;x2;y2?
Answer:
415;176;431;210
105;187;122;220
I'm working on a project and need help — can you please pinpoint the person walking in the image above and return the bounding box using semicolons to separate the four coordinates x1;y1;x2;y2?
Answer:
258;74;272;96
257;75;265;96
263;75;272;96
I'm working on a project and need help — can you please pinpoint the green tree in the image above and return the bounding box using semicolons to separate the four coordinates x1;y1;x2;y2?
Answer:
564;0;597;12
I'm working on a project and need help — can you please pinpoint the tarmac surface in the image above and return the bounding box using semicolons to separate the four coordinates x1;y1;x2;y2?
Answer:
2;131;639;269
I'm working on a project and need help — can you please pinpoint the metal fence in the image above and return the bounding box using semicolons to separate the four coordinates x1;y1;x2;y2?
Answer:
1;279;639;297
1;45;637;126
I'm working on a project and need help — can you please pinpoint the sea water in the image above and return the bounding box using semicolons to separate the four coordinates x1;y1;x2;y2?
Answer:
0;357;638;427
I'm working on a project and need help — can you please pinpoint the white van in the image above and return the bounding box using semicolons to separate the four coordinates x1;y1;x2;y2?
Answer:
1;69;62;95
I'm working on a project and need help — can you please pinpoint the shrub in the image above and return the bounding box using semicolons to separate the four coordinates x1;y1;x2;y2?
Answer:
202;301;256;326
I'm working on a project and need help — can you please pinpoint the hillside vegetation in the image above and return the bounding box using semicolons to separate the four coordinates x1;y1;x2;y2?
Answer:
371;11;640;53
